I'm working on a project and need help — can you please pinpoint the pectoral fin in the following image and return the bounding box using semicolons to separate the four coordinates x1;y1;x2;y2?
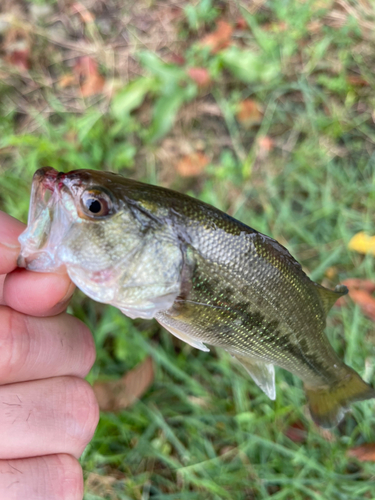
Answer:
157;320;210;352
232;354;276;400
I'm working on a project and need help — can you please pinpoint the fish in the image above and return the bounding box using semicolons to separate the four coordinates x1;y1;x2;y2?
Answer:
18;166;375;428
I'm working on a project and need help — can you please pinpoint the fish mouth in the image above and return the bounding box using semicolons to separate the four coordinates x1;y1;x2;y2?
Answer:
18;167;76;272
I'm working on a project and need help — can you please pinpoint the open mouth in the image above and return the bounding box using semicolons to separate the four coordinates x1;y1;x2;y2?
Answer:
18;167;72;272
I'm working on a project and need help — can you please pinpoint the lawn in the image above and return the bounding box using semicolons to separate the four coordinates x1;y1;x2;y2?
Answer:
1;0;375;498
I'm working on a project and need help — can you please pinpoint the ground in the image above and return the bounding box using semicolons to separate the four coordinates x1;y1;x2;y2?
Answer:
1;1;375;499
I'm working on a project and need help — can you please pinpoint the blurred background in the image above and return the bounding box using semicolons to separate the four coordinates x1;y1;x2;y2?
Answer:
1;0;375;498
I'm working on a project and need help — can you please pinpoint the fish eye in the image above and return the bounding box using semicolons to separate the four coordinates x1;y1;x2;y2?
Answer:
81;189;113;218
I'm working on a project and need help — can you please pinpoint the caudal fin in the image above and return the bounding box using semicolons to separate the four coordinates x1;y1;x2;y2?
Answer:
305;369;375;428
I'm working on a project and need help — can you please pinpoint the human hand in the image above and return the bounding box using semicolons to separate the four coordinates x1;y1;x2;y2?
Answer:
0;211;99;499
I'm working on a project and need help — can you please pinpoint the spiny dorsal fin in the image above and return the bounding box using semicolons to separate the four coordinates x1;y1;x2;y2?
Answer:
316;284;348;317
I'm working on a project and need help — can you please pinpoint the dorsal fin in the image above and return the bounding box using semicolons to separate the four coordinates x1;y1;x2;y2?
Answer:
316;284;348;317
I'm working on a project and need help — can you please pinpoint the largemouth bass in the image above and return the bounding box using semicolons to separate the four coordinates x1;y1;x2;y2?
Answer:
18;167;375;427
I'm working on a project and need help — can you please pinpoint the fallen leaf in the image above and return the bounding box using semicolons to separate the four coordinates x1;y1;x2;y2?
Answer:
347;75;369;87
348;232;375;256
325;266;338;280
236;99;263;126
200;20;233;53
74;56;105;97
176;152;209;177
236;17;248;30
81;73;105;97
347;443;375;462
349;288;375;322
284;420;307;443
5;49;30;71
71;2;95;23
257;135;274;157
168;53;185;66
343;279;375;294
58;73;76;88
93;357;154;411
187;67;211;87
3;27;31;71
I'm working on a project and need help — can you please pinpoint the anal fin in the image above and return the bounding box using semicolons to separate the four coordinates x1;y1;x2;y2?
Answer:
232;353;276;400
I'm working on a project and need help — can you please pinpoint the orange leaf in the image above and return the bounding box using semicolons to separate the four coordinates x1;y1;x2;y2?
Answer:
74;56;105;97
58;73;76;88
347;443;375;462
236;99;263;126
257;135;274;155
81;73;105;97
349;289;375;322
200;20;233;54
187;67;211;87
93;357;154;411
176;152;209;177
71;2;95;23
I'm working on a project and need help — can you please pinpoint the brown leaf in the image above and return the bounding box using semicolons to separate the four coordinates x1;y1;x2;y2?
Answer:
187;67;211;87
94;357;154;411
200;20;233;54
347;443;375;462
349;289;375;322
236;99;263;126
347;75;369;87
176;152;209;177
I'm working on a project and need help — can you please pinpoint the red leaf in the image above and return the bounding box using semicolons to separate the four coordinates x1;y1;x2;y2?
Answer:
187;67;211;87
347;443;375;462
6;49;30;71
200;20;233;54
236;17;248;30
284;420;307;443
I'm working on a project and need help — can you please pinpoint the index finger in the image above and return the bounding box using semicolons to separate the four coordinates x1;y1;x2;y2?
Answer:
0;211;75;316
0;211;25;275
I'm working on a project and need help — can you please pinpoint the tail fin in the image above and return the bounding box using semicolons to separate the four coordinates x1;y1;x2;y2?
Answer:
305;369;375;428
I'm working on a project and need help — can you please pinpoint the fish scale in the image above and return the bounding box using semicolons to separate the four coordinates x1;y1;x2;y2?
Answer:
18;167;375;428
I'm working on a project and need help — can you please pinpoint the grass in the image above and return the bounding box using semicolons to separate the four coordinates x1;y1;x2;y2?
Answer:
1;0;375;498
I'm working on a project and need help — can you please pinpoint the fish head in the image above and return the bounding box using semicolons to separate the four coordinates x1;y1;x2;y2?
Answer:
18;167;183;317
